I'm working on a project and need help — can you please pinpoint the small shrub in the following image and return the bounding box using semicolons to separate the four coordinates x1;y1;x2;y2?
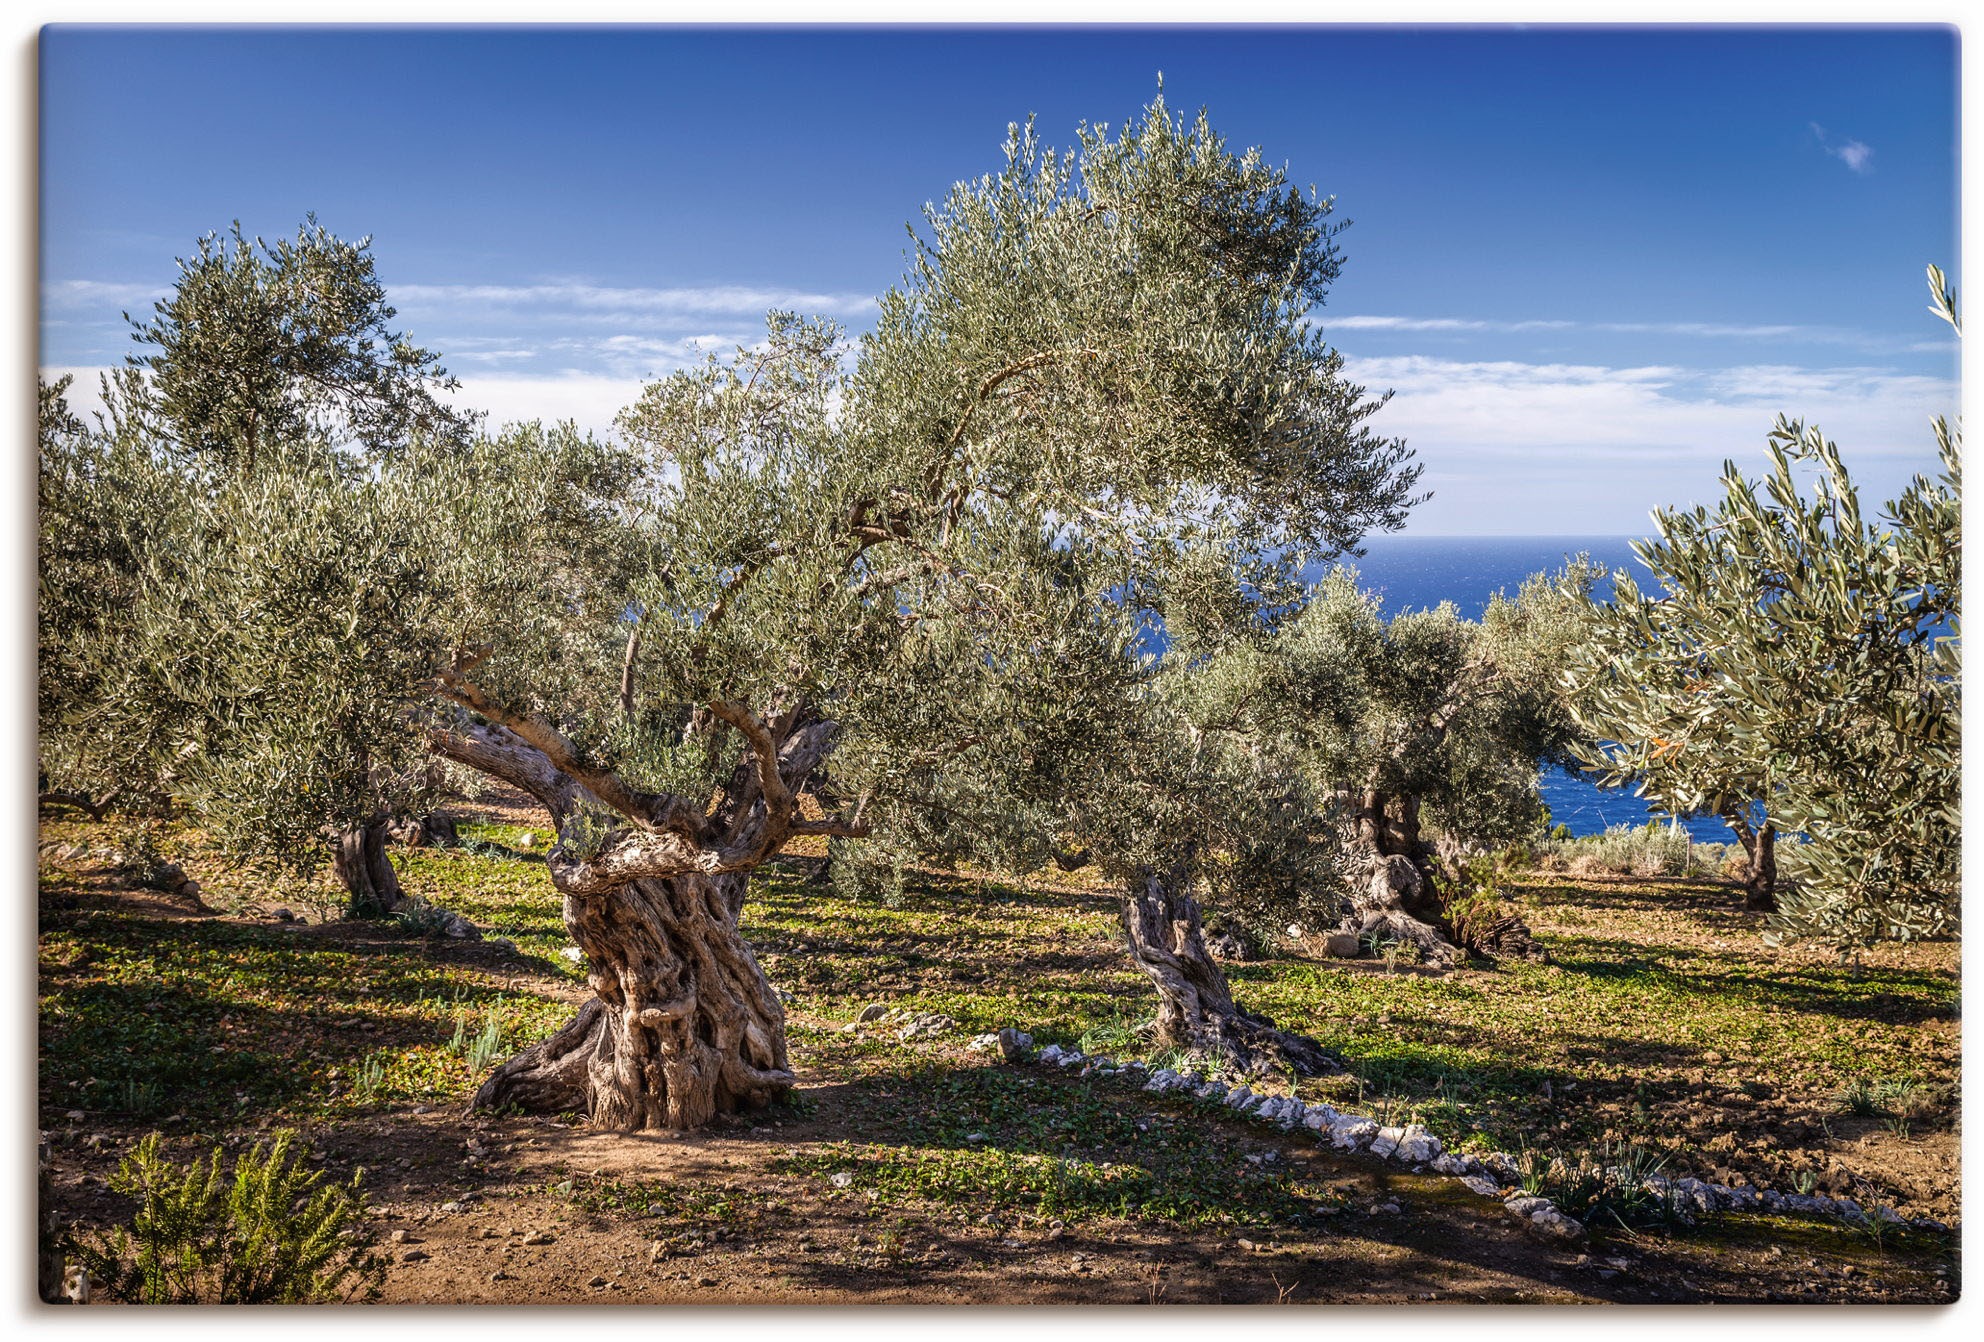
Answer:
1514;1142;1697;1232
115;1078;165;1117
1540;824;1702;879
66;1131;387;1303
108;821;181;891
447;998;511;1075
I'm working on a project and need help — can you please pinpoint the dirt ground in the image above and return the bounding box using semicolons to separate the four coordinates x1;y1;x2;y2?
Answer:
38;789;1960;1306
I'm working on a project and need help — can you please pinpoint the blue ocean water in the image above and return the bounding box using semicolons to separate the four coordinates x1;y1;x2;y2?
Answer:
1315;534;1733;842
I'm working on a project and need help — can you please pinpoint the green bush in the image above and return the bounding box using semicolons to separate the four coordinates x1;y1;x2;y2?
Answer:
1534;824;1727;879
66;1130;387;1303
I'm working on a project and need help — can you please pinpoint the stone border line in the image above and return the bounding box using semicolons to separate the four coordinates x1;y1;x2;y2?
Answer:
965;1029;1950;1243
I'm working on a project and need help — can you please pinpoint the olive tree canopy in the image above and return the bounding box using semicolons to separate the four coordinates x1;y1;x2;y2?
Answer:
41;97;1423;1128
1565;269;1960;946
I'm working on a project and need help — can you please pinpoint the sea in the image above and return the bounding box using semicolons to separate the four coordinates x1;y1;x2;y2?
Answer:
1313;534;1734;842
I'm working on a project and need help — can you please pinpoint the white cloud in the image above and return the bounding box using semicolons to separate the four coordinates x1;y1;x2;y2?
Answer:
1810;122;1875;175
1348;353;1954;533
1330;312;1907;348
1350;354;1952;458
42;279;170;311
444;372;648;437
393;281;878;320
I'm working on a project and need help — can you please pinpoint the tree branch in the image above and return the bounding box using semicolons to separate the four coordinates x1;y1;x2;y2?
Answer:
432;659;702;836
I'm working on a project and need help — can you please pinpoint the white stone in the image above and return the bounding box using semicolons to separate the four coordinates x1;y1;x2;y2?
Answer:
1394;1124;1441;1163
1328;1118;1377;1150
1224;1086;1254;1109
1036;1044;1065;1064
1528;1209;1586;1244
1460;1176;1501;1199
1368;1125;1405;1159
966;1033;1002;1052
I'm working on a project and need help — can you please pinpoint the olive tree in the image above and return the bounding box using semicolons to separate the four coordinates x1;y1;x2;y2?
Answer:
1565;269;1960;944
109;216;471;469
1189;564;1598;968
43;220;475;916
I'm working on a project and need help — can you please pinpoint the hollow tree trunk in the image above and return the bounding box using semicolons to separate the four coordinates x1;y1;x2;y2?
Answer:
333;813;405;918
1122;866;1338;1079
473;869;793;1128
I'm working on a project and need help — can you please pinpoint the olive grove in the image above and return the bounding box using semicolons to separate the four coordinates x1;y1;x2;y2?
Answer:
41;99;1425;1128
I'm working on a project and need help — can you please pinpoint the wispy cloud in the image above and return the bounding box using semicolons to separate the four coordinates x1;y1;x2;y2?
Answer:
1810;122;1875;174
393;281;878;320
1347;353;1952;462
1330;313;1904;347
1345;353;1952;533
42;278;170;311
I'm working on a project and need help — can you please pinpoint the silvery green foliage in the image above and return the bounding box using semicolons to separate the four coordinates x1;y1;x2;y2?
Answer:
1566;271;1959;945
112;217;471;469
38;411;633;871
43;98;1424;908
1250;563;1600;852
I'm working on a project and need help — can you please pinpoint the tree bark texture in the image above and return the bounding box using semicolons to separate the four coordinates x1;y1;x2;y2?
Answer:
473;869;792;1128
1334;787;1545;966
430;701;846;1131
333;813;405;918
1122;867;1338;1079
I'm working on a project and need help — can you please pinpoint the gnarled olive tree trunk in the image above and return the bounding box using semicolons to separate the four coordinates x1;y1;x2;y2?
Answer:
1334;787;1546;966
332;812;406;918
472;869;790;1127
1122;865;1338;1079
1334;789;1468;968
431;700;843;1131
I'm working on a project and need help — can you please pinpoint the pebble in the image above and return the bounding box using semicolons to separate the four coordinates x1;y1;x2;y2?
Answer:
522;1231;556;1245
401;1250;430;1263
589;1275;608;1288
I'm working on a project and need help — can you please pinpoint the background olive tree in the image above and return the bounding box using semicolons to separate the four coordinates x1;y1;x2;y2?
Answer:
40;220;476;916
1565;268;1960;946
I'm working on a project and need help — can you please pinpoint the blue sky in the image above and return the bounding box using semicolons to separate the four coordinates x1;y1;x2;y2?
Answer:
39;24;1961;535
